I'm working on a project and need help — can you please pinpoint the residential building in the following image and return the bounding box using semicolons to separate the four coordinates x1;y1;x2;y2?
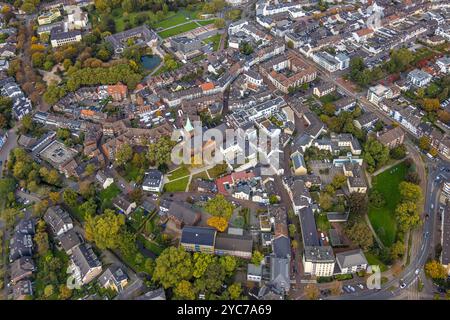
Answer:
436;56;450;74
180;226;216;254
367;84;393;105
247;263;263;283
57;229;82;255
95;170;114;189
354;112;379;130
10;257;35;285
44;206;74;236
99;266;129;292
50;28;82;47
291;150;307;176
335;249;368;274
313;82;335;98
214;233;253;259
142;169;164;193
69;244;102;285
407;69;432;87
112;195;136;216
303;246;335;277
376;126;405;149
13;280;33;300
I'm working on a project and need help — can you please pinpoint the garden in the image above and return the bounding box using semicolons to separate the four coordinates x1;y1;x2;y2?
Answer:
368;161;408;247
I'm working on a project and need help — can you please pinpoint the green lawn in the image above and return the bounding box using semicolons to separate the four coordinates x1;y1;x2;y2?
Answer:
197;19;216;26
316;213;331;232
319;93;340;104
158;21;199;38
203;34;221;51
368;161;408;247
167;165;190;181
123;163;143;182
99;184;121;209
164;176;190;192
207;163;228;179
129;208;149;232
154;12;192;29
365;252;388;272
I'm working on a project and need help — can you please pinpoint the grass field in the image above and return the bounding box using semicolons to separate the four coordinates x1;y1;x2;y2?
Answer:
365;252;388;272
158;21;199;38
207;163;228;179
368;161;408;247
197;19;216;26
167;165;190;181
99;184;121;209
164;176;190;192
316;213;331;232
203;33;221;51
319;93;340;104
153;8;201;29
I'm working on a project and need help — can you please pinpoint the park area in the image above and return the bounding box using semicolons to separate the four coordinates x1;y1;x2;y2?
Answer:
368;161;408;247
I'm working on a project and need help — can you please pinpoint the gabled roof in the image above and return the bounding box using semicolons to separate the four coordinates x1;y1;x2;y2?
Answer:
336;249;368;268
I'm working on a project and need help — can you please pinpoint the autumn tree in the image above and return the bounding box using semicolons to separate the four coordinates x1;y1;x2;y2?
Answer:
207;216;228;232
418;136;431;151
425;260;447;279
330;280;342;296
305;284;320;300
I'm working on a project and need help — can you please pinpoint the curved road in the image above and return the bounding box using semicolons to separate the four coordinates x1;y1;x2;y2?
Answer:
330;159;448;300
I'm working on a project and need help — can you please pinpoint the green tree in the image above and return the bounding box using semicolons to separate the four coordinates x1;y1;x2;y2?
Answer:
63;189;78;208
147;136;176;168
85;209;126;249
228;283;242;300
251;250;264;265
193;252;217;278
347;192;368;216
116;143;133;167
204;194;234;220
363;138;390;172
218;255;237;277
153;247;193;289
390;240;405;260
344;221;373;250
174;280;196;300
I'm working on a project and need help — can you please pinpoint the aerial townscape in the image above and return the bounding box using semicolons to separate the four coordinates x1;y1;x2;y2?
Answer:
0;0;450;303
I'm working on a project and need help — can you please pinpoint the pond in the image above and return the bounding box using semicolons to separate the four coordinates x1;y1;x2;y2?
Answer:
141;55;161;70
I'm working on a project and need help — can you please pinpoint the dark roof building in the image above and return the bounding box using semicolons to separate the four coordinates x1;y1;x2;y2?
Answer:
10;257;35;285
180;226;217;253
214;233;253;259
44;206;74;236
